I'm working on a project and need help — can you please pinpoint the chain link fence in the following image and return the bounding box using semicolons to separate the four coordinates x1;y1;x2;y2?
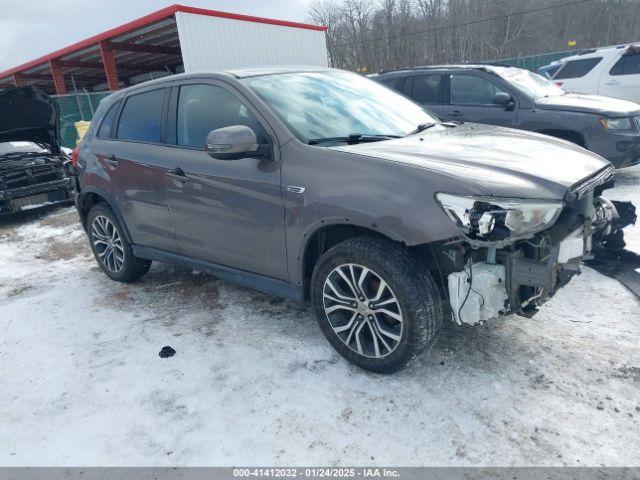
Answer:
497;49;576;72
52;91;112;148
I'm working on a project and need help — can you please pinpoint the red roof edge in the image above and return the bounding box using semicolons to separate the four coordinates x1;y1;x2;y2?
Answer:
0;4;327;80
175;5;328;32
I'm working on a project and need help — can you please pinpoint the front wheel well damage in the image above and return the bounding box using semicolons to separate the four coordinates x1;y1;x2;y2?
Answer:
301;224;447;299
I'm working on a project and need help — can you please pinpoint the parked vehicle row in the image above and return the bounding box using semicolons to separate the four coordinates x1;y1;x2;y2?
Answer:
373;64;640;168
538;44;640;103
73;67;635;373
0;87;74;214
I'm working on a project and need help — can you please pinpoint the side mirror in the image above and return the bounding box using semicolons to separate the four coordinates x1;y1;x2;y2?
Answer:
206;125;261;160
492;92;514;109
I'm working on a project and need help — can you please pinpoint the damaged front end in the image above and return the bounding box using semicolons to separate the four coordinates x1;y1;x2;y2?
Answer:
434;165;636;325
0;86;73;214
0;148;73;214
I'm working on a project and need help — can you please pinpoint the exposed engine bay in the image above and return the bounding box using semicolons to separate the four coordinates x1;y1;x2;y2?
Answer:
0;144;73;214
0;86;73;214
435;165;637;325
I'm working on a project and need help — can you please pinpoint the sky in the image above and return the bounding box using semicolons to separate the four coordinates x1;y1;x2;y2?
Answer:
0;0;317;72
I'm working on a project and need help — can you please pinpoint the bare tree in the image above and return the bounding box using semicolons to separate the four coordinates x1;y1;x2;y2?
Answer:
308;0;640;72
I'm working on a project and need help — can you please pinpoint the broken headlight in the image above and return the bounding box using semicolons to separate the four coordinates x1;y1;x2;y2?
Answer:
436;193;564;241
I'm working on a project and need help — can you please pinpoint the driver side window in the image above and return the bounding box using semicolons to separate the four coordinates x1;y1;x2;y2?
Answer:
450;74;507;106
177;84;266;149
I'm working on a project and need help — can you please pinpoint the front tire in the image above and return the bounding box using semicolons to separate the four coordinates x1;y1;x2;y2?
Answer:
86;203;151;282
310;237;443;373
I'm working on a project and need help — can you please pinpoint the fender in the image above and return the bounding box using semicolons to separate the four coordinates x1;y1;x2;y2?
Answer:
292;216;410;286
79;186;134;245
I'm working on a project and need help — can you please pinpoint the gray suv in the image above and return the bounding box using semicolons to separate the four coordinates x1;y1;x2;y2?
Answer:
373;65;640;168
75;67;631;373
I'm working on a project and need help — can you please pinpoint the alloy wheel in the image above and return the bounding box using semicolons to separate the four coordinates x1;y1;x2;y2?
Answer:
91;215;125;273
322;263;403;358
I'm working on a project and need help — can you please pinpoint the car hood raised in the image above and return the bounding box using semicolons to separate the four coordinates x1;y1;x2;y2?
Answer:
0;86;61;153
331;123;611;200
535;92;640;116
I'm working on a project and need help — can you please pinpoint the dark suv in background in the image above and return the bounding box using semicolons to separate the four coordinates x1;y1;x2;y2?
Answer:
373;65;640;168
74;67;632;373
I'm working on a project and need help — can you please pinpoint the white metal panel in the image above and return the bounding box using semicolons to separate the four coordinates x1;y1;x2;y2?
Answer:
176;12;328;72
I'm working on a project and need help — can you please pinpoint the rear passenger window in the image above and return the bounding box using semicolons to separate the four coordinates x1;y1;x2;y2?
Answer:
412;74;443;103
450;74;507;105
381;77;405;92
610;53;640;76
97;102;119;139
177;84;266;149
116;89;164;143
554;58;602;79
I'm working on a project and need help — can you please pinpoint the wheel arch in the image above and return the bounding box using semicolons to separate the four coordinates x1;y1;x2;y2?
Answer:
534;129;587;148
79;187;133;244
298;221;407;300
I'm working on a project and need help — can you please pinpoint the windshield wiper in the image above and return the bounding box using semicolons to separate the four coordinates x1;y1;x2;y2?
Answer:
407;123;437;135
406;121;461;136
308;133;400;145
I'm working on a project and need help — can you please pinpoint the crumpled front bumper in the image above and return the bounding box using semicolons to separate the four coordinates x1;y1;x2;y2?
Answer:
448;197;636;324
0;177;73;214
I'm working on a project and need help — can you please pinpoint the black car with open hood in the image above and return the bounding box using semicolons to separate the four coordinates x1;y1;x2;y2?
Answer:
0;86;73;214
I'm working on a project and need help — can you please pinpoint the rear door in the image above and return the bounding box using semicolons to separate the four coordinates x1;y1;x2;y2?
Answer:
406;73;446;117
100;87;176;252
600;51;640;102
164;81;287;280
441;72;517;127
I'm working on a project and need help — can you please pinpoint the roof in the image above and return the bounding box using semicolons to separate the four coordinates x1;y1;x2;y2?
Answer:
225;65;332;78
377;64;514;76
0;5;327;94
91;67;337;101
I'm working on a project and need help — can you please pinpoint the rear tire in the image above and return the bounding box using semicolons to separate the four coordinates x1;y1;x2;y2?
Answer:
86;203;151;282
310;237;443;373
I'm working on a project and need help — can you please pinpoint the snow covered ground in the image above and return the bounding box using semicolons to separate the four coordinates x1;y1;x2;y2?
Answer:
1;167;639;467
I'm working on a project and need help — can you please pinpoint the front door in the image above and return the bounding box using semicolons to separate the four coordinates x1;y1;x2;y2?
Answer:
441;73;517;127
165;82;287;280
600;52;640;103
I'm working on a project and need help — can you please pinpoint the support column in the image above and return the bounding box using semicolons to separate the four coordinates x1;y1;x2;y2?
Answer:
12;73;26;87
99;41;120;91
49;60;67;94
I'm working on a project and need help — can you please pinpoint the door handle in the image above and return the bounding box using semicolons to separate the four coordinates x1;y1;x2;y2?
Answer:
103;154;118;167
166;168;190;183
449;110;464;117
604;80;621;86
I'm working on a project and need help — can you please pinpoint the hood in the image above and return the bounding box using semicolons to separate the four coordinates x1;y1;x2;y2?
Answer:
535;93;640;116
331;123;611;200
0;86;60;153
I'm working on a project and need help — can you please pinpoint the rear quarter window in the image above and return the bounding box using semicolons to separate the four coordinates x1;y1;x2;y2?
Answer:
554;57;602;79
97;101;120;139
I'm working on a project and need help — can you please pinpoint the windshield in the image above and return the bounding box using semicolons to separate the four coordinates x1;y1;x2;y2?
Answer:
243;70;439;143
495;67;565;98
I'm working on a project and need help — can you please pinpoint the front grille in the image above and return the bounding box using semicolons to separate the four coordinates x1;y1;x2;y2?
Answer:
0;163;64;191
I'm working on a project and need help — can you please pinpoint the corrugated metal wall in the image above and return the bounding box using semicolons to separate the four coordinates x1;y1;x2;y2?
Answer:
52;92;110;148
176;12;328;72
